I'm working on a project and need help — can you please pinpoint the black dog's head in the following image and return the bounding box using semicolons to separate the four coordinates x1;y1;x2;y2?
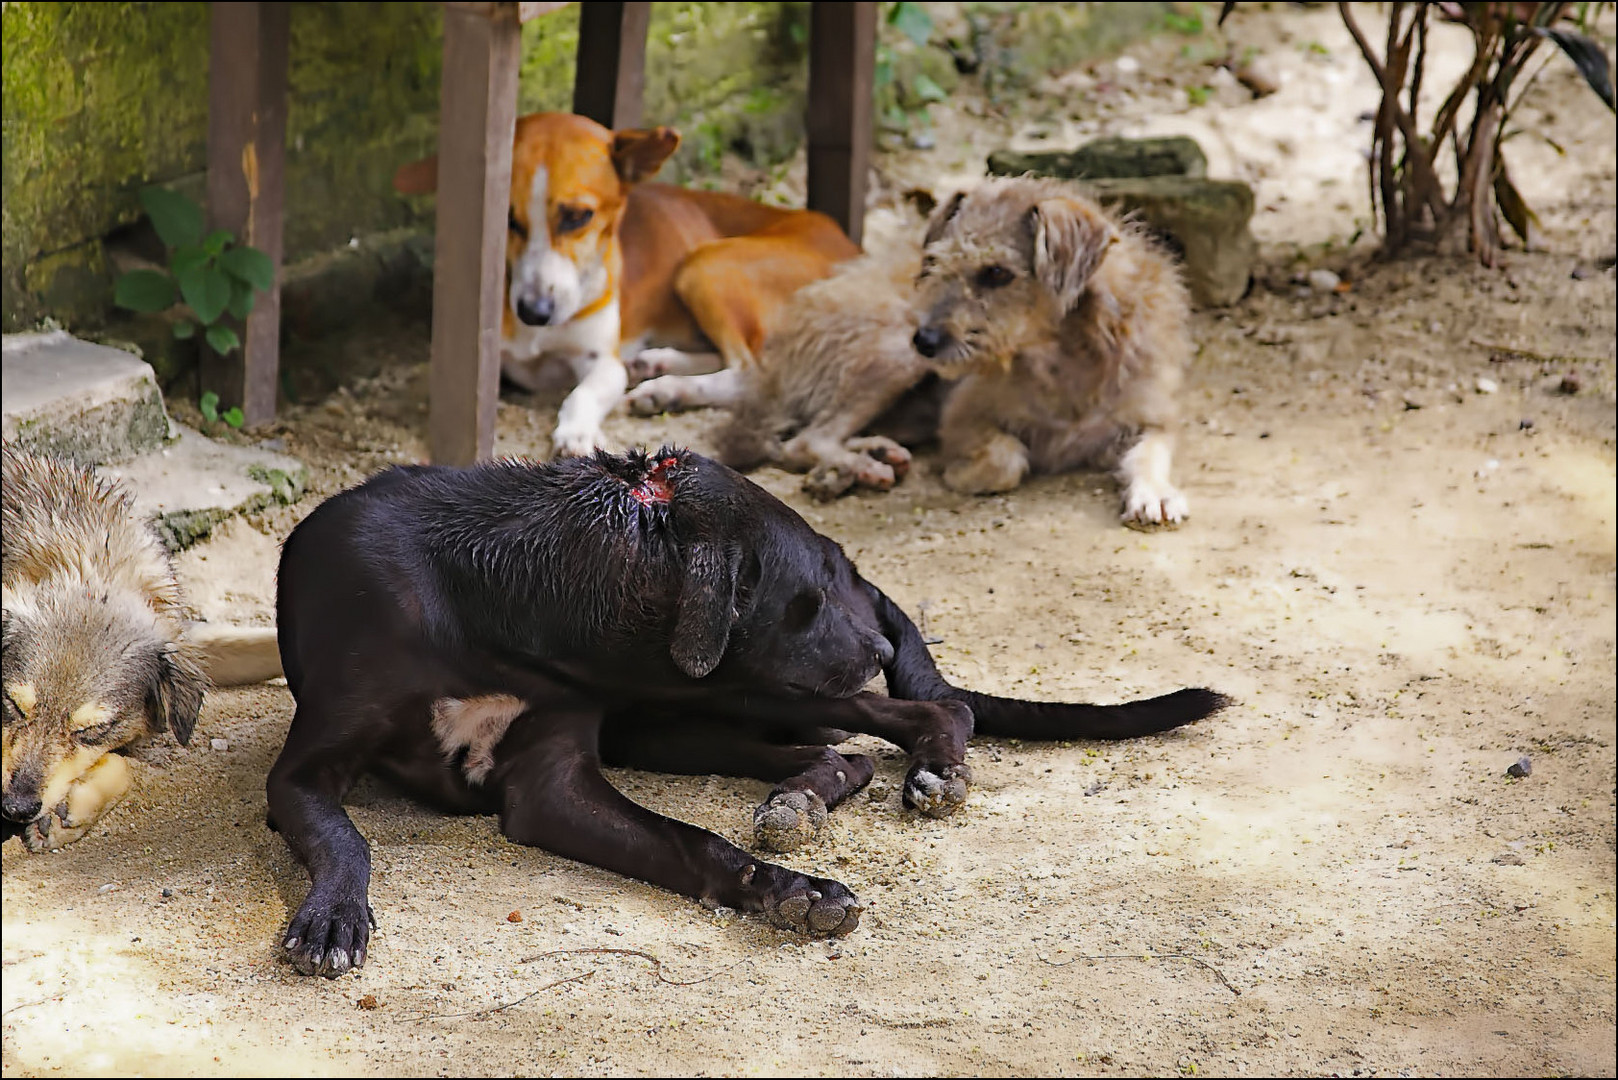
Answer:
616;449;894;697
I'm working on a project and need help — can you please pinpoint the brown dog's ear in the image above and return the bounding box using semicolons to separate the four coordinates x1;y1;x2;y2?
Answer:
146;642;207;746
670;541;739;679
923;191;966;246
611;126;681;184
393;155;440;196
1030;197;1116;312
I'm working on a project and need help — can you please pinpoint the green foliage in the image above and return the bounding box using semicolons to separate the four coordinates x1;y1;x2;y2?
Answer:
876;1;950;133
112;186;272;357
198;390;244;430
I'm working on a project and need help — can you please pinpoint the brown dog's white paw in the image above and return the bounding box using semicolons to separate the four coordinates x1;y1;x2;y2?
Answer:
624;379;684;417
752;790;828;853
551;424;608;459
1121;482;1189;530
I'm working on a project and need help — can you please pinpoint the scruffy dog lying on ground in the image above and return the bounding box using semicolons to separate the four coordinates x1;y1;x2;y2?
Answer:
269;448;1228;976
717;177;1195;528
1;446;206;850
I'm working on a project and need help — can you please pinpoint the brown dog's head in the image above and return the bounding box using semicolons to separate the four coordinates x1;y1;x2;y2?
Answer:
1;583;204;825
393;112;679;335
910;178;1117;377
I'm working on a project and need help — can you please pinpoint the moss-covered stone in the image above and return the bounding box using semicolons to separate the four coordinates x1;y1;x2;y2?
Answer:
1080;176;1257;308
989;136;1209;181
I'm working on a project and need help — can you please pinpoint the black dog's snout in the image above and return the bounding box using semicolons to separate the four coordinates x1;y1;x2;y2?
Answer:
874;635;895;668
912;325;947;357
1;791;42;823
516;295;555;326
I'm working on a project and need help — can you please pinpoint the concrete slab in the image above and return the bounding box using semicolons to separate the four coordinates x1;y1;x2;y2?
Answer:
1;330;170;464
99;423;307;550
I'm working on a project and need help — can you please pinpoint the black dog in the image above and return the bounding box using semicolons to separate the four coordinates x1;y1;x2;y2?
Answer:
268;448;1227;977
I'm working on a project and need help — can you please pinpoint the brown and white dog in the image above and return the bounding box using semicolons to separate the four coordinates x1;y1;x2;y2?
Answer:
395;112;859;456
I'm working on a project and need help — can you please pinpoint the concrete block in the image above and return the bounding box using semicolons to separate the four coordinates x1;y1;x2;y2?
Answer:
99;423;306;551
988;135;1208;181
1;330;169;464
1082;176;1256;308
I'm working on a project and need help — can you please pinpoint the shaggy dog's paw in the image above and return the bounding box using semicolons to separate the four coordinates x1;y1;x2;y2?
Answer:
756;872;863;937
753;790;828;853
1121;482;1189;530
21;803;94;852
942;435;1029;495
804;462;873;501
903;762;973;818
283;885;375;978
845;437;913;482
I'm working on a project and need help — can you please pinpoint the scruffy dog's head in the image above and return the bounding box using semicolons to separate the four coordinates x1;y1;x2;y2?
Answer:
1;583;203;824
910;177;1118;377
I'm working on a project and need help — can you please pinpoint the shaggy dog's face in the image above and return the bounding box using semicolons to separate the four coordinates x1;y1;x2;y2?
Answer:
910;181;1116;377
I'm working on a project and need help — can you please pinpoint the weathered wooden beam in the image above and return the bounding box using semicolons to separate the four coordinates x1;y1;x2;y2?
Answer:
806;1;877;247
204;1;290;427
573;2;651;130
429;2;523;466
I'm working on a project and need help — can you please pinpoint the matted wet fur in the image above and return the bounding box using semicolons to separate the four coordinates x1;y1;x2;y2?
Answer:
716;177;1195;527
269;447;1229;977
1;446;206;851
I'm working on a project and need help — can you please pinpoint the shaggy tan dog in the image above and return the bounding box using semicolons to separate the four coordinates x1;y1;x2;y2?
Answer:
716;177;1194;527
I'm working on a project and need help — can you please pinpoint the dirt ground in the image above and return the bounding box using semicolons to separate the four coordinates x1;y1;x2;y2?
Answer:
3;6;1614;1077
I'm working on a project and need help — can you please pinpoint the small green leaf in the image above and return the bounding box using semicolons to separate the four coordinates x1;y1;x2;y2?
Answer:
1493;163;1540;245
203;228;235;257
227;279;256;320
910;72;948;103
173;319;196;340
113;269;178;313
874;56;895;88
178;264;232;325
139;187;204;248
205;323;241;355
223;406;246;429
218;245;275;292
888;1;933;46
169;244;209;277
199;390;220;423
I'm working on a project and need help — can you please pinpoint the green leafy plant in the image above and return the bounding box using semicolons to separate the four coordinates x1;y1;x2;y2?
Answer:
113;186;274;356
198;390;245;430
876;1;946;133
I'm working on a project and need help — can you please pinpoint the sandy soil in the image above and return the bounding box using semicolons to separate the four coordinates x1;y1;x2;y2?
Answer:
4;7;1614;1077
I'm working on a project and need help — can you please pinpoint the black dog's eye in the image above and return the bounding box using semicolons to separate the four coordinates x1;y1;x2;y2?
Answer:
782;588;824;632
508;209;528;240
975;265;1014;289
556;205;595;233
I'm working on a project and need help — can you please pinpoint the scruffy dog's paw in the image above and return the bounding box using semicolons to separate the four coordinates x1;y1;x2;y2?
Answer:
551;424;607;459
757;872;863;937
903;762;973;818
845;437;913;482
624;378;685;417
804;462;870;501
21;804;94;852
942;435;1029;495
753;790;828;853
283;885;375;978
1121;482;1189;530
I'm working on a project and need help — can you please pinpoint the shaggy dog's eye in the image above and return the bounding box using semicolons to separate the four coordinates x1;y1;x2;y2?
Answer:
557;205;595;233
73;718;119;745
508;209;528;240
975;265;1015;289
782;588;825;632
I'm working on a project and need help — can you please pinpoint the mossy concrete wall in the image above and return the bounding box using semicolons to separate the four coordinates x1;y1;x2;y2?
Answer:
2;1;810;334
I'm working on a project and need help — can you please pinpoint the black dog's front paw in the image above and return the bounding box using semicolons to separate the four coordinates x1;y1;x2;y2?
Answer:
752;790;828;853
903;762;973;818
283;886;375;978
744;864;862;937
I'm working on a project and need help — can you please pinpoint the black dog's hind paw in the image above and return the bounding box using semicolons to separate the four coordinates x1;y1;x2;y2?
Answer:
283;888;375;978
762;877;863;937
752;790;828;853
903;762;973;818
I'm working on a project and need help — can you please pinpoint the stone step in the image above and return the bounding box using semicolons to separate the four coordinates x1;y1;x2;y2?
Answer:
2;331;305;550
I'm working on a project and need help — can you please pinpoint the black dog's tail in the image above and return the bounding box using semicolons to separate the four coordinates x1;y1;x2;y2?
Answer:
867;583;1232;740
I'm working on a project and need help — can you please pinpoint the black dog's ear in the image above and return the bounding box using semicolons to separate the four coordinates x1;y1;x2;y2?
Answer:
923;191;966;246
146;642;207;746
670;541;740;679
